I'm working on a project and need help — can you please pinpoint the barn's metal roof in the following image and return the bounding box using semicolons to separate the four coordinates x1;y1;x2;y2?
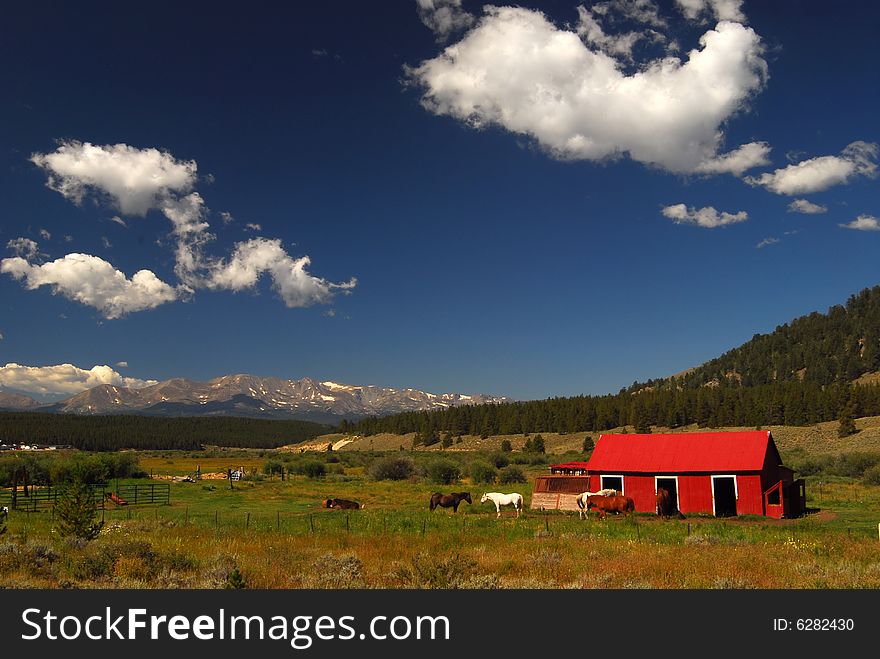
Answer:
549;461;591;470
586;431;775;473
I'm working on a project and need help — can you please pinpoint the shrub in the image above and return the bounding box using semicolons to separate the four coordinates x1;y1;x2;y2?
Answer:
390;553;499;589
224;567;246;589
54;479;103;541
582;436;595;452
368;456;415;481
499;465;526;484
500;440;512;453
296;461;327;479
427;460;461;485
469;461;497;484
306;554;365;589
862;464;880;486
263;459;284;476
489;452;510;469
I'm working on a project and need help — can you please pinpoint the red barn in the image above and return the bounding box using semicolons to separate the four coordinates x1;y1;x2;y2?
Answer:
583;431;805;518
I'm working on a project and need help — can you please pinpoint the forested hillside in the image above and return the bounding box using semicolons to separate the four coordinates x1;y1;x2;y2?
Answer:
347;285;880;439
637;285;880;391
0;413;333;451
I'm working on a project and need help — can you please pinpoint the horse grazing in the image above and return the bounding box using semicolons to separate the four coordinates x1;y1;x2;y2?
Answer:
323;498;361;510
586;494;635;520
429;492;472;513
575;489;621;519
480;492;523;518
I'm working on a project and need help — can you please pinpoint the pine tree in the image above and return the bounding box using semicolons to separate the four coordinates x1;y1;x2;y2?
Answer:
54;479;103;541
838;403;857;438
582;436;594;452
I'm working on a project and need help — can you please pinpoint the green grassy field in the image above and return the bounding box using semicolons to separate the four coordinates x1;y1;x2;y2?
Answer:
3;454;880;589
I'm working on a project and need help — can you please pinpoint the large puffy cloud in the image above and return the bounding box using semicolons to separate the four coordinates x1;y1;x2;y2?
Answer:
0;253;179;319
206;238;357;308
406;8;767;173
416;0;475;41
746;141;878;195
661;203;748;228
23;142;357;314
0;363;157;396
30;141;197;216
839;215;880;232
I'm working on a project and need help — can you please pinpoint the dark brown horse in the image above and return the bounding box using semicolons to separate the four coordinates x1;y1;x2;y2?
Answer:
429;492;472;512
323;498;361;510
586;494;635;520
656;487;673;518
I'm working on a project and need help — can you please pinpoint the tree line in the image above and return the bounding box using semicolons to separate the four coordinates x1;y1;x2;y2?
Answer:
0;413;333;451
344;381;880;437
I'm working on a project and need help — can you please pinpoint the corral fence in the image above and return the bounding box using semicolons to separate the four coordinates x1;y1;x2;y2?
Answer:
0;482;170;512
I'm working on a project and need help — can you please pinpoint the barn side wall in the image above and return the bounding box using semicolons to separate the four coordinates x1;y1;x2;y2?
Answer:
588;471;768;516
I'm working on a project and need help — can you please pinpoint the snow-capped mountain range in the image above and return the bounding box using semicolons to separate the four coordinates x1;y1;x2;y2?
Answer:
0;375;509;422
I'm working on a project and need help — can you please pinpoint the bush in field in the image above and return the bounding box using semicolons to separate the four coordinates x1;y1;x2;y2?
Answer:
500;440;512;452
263;459;284;477
469;461;497;484
861;464;880;486
583;436;595;452
54;479;103;541
368;456;415;481
498;465;526;484
427;459;461;485
295;461;327;479
489;452;509;469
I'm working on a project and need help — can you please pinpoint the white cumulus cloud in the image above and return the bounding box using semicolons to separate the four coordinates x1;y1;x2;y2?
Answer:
30;140;198;216
206;238;357;308
675;0;745;23
787;199;827;214
0;363;157;396
661;203;748;228
416;0;475;41
839;215;880;232
406;7;767;174
115;361;129;368
26;141;357;314
6;238;41;260
746;141;878;195
0;253;179;319
694;141;771;175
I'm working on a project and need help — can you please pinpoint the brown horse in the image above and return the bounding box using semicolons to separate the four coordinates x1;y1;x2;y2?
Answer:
323;498;361;510
429;492;472;512
656;487;673;518
586;494;635;520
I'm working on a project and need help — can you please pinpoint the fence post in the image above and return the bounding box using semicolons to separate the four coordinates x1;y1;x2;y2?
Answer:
246;512;250;529
309;514;314;533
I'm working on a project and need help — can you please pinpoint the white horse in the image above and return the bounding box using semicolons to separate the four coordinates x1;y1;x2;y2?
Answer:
575;490;619;519
480;492;523;518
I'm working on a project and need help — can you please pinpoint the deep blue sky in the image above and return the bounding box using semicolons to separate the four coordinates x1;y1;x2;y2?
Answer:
1;1;878;400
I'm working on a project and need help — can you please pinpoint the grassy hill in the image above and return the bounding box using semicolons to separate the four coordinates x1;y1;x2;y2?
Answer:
305;414;880;456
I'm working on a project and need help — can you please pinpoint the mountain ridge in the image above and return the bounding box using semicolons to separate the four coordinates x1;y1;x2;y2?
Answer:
0;375;509;421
